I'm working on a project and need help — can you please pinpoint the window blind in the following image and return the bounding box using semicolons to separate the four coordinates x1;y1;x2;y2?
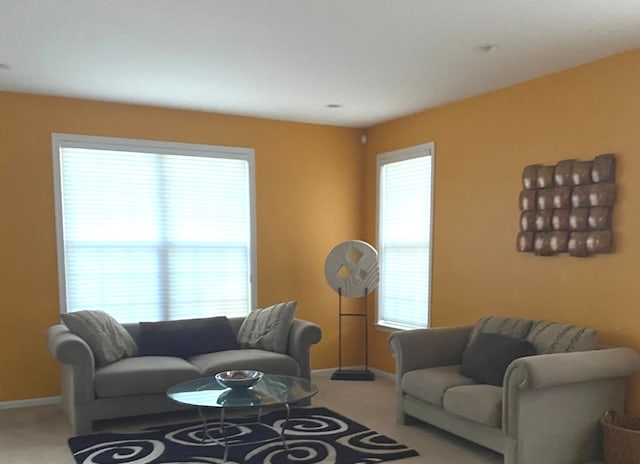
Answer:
53;135;255;323
377;144;433;329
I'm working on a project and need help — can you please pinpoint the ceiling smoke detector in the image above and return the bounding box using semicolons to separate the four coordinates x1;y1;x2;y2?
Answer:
473;44;499;53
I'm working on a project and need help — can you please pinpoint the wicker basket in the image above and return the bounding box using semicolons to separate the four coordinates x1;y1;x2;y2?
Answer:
601;410;640;464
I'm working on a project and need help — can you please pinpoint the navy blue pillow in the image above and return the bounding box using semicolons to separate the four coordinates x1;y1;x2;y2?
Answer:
138;316;240;358
460;332;537;386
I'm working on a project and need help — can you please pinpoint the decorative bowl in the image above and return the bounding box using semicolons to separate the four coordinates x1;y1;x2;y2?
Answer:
215;370;264;389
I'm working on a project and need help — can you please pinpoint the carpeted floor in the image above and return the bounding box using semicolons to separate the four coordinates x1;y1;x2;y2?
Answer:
0;371;502;464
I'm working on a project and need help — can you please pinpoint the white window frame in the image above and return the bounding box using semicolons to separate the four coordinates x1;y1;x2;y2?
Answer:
376;142;435;330
51;133;257;319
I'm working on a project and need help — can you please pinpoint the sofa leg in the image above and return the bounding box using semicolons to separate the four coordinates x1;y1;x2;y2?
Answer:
72;414;93;436
397;412;419;425
503;445;516;464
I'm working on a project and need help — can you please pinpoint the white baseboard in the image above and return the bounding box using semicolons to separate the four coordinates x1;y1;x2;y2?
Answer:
0;370;395;410
370;367;396;381
0;396;61;410
0;371;396;410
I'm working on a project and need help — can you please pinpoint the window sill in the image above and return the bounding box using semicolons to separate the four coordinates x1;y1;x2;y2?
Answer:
375;322;428;332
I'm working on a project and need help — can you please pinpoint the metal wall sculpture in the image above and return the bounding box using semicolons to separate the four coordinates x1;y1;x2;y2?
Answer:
516;153;615;257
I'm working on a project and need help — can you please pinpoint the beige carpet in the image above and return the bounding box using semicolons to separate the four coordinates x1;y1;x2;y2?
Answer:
0;371;501;464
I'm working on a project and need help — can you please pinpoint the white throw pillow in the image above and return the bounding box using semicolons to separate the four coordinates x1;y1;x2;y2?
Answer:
236;301;297;353
61;310;138;366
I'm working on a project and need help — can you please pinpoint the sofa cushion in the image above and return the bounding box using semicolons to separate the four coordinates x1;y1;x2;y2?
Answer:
467;316;533;347
237;301;297;353
137;316;240;358
95;356;201;397
443;384;503;428
62;310;138;367
526;321;598;354
461;332;537;386
401;365;476;406
189;349;300;377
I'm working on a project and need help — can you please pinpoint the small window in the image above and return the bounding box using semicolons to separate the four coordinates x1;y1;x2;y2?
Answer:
377;142;434;329
52;134;256;323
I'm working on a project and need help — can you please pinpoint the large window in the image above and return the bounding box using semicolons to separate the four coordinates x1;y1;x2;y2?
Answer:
377;142;434;329
52;134;256;323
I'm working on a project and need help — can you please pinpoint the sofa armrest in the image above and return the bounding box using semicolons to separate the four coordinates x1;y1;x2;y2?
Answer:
287;318;322;381
388;325;473;377
505;347;640;391
502;346;640;459
47;324;96;403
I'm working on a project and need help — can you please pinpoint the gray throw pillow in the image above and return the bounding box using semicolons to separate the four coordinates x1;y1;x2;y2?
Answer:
61;310;138;367
236;301;297;353
138;316;240;358
467;316;533;347
526;321;598;354
461;332;537;386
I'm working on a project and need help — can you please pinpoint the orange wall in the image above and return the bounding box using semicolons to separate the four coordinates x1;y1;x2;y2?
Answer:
3;48;640;410
365;48;640;413
0;92;364;401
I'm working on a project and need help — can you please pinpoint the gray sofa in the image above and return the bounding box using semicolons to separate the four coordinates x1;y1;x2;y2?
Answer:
388;316;640;464
47;316;322;434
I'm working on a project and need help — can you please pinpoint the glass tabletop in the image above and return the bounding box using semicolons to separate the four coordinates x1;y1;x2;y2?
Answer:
167;374;318;409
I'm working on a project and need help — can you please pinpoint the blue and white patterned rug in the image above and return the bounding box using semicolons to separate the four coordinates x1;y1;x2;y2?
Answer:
68;407;418;464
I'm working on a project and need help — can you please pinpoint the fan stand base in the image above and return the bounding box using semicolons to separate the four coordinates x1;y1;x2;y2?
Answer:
330;369;375;381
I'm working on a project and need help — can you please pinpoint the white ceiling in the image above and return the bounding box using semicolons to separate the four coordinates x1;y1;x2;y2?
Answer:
1;1;640;128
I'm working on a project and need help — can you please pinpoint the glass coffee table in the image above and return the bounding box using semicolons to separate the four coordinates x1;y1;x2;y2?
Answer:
167;374;317;462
